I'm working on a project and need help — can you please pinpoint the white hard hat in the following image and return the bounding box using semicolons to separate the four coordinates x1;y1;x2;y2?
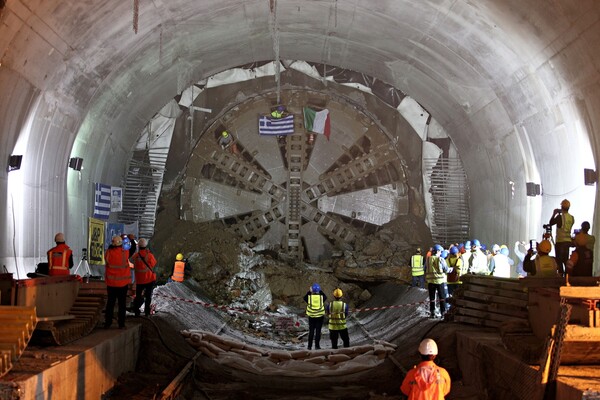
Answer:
418;338;438;355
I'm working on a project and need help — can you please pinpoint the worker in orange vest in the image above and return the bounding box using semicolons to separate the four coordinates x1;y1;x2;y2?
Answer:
104;235;132;329
47;232;73;276
130;238;157;316
169;253;187;283
401;338;451;399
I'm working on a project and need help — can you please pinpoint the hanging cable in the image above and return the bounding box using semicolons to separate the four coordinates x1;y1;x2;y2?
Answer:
133;0;139;34
269;0;281;103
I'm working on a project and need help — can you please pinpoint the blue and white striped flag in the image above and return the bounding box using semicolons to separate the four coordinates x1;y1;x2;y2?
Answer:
93;183;111;220
258;115;295;136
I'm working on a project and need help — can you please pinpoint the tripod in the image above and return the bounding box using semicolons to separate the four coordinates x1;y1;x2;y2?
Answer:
73;249;92;279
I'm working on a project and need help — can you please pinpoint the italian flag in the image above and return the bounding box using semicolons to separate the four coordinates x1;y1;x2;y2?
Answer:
303;107;331;140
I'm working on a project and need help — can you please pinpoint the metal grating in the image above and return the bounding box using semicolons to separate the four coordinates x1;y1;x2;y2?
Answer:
423;157;470;245
119;147;169;238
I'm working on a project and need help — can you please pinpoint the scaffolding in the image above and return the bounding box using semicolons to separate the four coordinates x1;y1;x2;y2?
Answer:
423;157;470;245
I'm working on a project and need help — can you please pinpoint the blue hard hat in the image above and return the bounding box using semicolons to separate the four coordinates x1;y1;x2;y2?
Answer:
122;236;131;251
449;246;459;255
433;244;443;252
464;240;471;248
472;239;481;247
500;247;510;256
311;283;321;293
441;250;449;258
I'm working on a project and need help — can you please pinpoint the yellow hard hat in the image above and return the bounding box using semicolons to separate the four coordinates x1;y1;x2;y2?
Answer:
333;288;343;298
112;235;123;246
538;240;552;254
54;232;65;243
221;131;229;137
176;253;184;261
561;199;570;210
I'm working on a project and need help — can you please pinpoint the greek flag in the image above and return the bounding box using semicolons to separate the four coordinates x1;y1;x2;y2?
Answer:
258;115;295;136
93;183;111;220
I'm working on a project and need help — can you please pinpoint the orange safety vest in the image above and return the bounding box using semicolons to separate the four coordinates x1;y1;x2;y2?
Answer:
400;360;451;400
105;246;132;287
132;249;157;284
47;243;72;276
171;260;185;282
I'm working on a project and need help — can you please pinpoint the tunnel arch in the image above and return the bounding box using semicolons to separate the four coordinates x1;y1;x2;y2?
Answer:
0;0;598;274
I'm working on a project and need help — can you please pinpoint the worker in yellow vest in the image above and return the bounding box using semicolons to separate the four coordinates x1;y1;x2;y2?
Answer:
303;283;327;350
548;199;574;276
410;247;425;288
326;288;350;349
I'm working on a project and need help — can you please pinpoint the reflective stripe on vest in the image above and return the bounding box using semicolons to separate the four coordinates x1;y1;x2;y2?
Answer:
411;255;424;276
133;250;156;284
535;255;557;277
105;248;132;287
328;300;347;330
306;293;325;317
47;244;72;276
425;256;446;284
446;256;462;283
171;261;185;282
556;212;574;243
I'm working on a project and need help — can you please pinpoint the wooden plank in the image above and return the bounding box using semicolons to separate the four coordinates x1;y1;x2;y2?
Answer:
560;286;600;300
456;307;528;323
464;284;528;301
462;290;528;308
453;315;502;328
453;298;529;318
520;276;600;289
462;275;522;291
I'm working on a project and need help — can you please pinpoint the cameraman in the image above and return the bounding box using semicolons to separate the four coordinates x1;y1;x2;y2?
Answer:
523;240;559;277
547;199;574;276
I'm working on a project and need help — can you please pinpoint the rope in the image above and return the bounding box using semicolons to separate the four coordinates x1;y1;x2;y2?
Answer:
153;292;439;318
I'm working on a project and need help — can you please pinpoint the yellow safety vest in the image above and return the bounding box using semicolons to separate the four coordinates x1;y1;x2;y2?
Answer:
411;255;424;276
535;255;558;277
328;300;347;330
271;110;283;118
556;212;574;243
306;293;325;317
426;256;447;284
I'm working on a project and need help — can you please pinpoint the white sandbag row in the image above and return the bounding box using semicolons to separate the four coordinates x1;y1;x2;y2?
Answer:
181;329;397;377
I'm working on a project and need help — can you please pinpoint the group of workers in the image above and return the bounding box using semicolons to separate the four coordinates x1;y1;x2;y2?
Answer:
409;198;595;320
303;283;350;350
47;232;193;329
303;284;452;398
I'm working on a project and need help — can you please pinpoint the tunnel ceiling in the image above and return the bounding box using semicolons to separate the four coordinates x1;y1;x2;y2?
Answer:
1;0;599;266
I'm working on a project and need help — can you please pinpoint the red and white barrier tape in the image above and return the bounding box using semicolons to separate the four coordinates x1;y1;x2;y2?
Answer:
154;292;440;316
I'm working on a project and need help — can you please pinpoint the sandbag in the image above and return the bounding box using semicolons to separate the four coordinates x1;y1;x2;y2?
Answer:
327;353;352;363
304;356;327;364
289;350;311;359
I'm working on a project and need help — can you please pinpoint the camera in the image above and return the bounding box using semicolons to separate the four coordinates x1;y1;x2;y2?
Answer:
542;224;552;238
529;240;537;254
